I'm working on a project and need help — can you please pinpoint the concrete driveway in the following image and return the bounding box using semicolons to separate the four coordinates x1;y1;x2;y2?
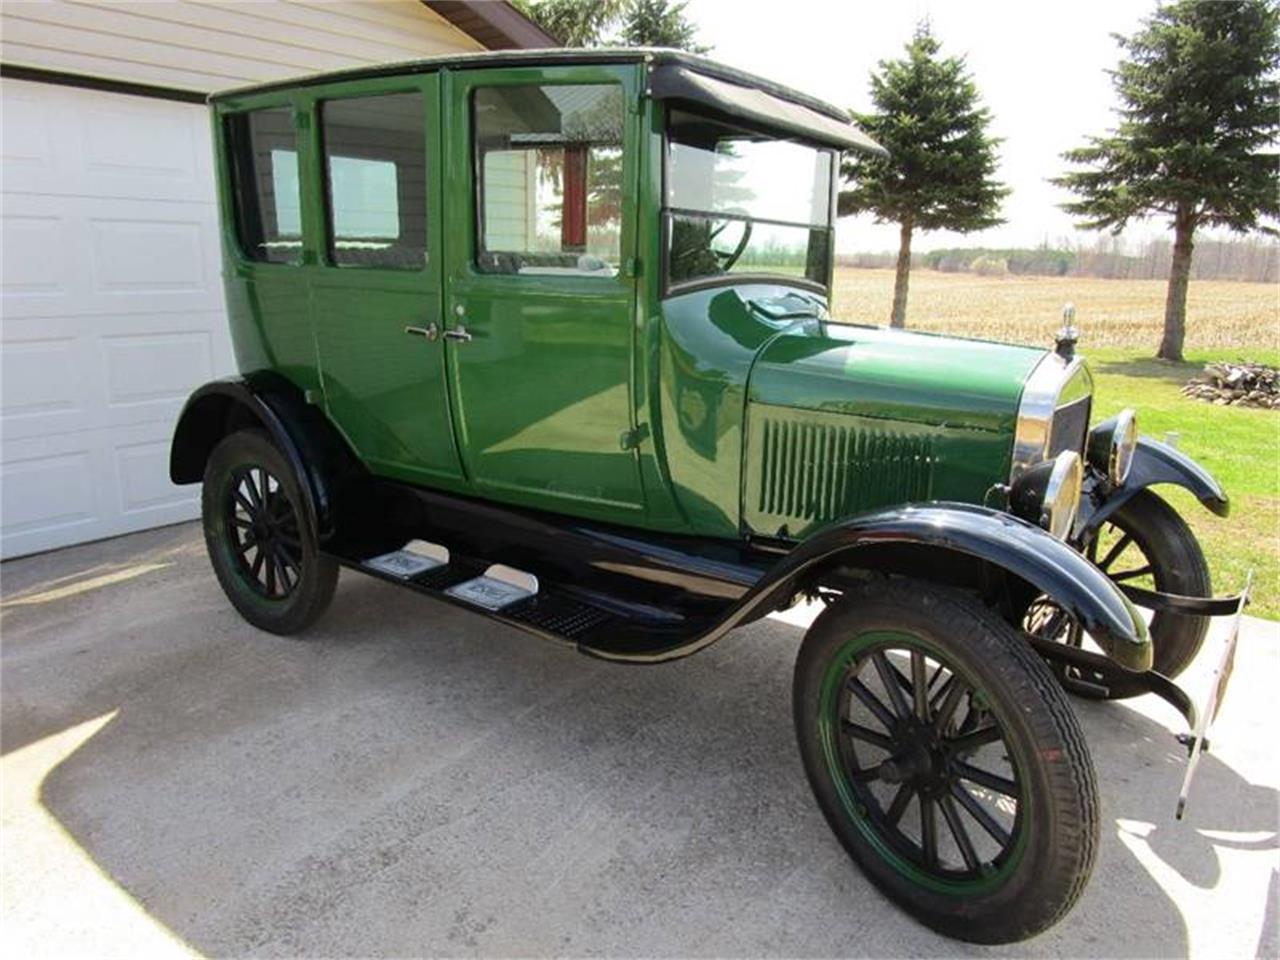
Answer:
2;521;1276;958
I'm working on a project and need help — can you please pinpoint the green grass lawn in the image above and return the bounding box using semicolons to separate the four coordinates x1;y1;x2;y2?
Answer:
1087;347;1279;618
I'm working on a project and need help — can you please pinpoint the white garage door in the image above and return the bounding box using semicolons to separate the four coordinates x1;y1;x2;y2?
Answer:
1;79;234;559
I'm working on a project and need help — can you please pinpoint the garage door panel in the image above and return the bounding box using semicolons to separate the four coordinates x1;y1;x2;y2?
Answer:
0;85;62;176
0;442;104;547
115;437;197;517
91;217;208;293
1;421;196;556
2;312;226;440
1;213;73;298
3;195;222;319
1;324;99;443
2;81;230;557
102;329;216;408
1;335;85;418
2;81;213;202
82;97;206;192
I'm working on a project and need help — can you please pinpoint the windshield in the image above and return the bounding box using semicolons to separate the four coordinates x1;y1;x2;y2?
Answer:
664;109;834;291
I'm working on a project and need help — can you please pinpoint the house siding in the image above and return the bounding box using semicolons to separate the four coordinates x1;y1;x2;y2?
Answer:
0;0;484;93
482;150;536;252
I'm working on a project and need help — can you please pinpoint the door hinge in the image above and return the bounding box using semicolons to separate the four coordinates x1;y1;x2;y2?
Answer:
620;423;650;451
623;257;640;279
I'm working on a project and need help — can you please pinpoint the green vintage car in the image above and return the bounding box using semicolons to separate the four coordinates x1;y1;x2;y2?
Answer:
171;50;1241;943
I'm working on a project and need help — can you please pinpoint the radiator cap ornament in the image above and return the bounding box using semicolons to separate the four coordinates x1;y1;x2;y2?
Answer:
1055;304;1079;359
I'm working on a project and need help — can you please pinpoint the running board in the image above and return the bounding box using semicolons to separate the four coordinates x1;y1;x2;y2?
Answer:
327;542;691;650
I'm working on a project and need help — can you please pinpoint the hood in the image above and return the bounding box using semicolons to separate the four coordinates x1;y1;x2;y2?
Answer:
748;322;1045;434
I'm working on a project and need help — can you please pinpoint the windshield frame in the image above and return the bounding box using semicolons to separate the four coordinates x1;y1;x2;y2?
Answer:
659;106;838;299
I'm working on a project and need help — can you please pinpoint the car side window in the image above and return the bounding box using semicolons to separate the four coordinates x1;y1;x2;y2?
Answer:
473;84;623;277
226;107;302;264
320;92;427;270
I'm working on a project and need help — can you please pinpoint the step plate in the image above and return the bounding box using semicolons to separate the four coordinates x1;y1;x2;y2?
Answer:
446;574;536;611
331;551;618;645
362;549;445;580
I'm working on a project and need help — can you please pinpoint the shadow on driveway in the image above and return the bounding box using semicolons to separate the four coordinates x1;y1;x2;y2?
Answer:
2;523;1276;957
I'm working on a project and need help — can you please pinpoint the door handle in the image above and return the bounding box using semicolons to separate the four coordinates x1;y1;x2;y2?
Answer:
404;323;439;341
443;325;472;343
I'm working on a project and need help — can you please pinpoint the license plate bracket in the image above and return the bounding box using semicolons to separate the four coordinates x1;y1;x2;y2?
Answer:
1175;571;1252;820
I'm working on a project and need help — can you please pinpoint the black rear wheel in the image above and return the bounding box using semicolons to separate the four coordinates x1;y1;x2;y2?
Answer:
202;429;337;634
794;580;1098;944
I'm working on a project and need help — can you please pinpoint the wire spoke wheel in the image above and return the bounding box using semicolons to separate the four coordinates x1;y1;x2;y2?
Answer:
1023;513;1154;690
225;463;304;601
794;581;1098;943
202;430;338;635
832;639;1023;885
1024;490;1211;698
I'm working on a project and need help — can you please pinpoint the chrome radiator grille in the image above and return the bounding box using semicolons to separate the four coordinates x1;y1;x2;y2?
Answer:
1048;396;1091;458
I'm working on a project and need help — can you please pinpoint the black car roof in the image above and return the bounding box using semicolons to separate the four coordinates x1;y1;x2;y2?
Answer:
209;47;852;124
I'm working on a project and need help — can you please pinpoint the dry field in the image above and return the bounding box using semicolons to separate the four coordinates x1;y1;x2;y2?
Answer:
831;267;1279;351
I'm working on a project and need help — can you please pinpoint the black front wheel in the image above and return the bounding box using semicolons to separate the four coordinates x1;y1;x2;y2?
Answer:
202;429;338;635
1027;489;1211;699
794;580;1098;944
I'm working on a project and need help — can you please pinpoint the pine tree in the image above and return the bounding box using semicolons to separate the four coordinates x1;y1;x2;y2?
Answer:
619;0;709;53
1054;0;1279;362
518;0;707;53
517;0;624;48
838;24;1007;328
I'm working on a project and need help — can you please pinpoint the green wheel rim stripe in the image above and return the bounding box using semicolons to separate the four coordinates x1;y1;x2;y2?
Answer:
816;629;1028;896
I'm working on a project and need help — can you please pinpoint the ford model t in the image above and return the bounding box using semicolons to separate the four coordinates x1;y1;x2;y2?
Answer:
171;50;1245;943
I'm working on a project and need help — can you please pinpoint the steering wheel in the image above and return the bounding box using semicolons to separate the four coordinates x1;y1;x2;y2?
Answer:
708;217;753;272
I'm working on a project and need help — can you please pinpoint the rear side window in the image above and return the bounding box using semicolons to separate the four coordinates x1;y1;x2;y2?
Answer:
225;108;301;264
320;92;426;270
473;84;623;277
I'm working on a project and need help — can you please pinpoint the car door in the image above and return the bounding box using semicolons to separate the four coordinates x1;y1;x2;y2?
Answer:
308;76;464;485
441;65;645;521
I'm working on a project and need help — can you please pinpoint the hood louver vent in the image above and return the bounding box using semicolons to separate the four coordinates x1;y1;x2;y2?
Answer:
753;417;938;530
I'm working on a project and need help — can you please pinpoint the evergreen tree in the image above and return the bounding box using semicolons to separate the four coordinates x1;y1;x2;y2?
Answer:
838;24;1007;328
619;0;709;53
519;0;707;52
1054;0;1279;361
517;0;623;48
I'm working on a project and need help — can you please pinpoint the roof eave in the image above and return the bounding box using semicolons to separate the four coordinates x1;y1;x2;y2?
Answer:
421;1;557;50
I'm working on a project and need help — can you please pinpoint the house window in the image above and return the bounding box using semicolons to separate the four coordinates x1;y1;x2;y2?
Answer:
473;84;623;277
226;108;302;264
320;92;426;270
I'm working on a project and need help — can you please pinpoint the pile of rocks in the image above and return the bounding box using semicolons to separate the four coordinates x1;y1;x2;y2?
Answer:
1181;361;1280;409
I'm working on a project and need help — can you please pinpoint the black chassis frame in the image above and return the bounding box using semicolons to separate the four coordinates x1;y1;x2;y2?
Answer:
171;373;1237;732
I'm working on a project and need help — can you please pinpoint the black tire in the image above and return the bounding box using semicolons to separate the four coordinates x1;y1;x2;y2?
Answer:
201;429;338;635
1086;490;1211;697
1028;489;1212;699
794;580;1098;944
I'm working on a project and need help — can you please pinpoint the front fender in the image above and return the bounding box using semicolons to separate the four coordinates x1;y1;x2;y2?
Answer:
794;503;1150;670
1079;435;1229;536
583;502;1151;671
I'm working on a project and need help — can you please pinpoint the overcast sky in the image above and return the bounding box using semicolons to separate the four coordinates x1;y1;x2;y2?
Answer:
684;0;1156;252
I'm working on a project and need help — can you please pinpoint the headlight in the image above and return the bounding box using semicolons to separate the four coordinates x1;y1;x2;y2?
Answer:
1086;409;1137;485
1010;450;1083;539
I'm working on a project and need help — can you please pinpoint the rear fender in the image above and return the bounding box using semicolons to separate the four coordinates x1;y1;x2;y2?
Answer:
169;373;360;539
